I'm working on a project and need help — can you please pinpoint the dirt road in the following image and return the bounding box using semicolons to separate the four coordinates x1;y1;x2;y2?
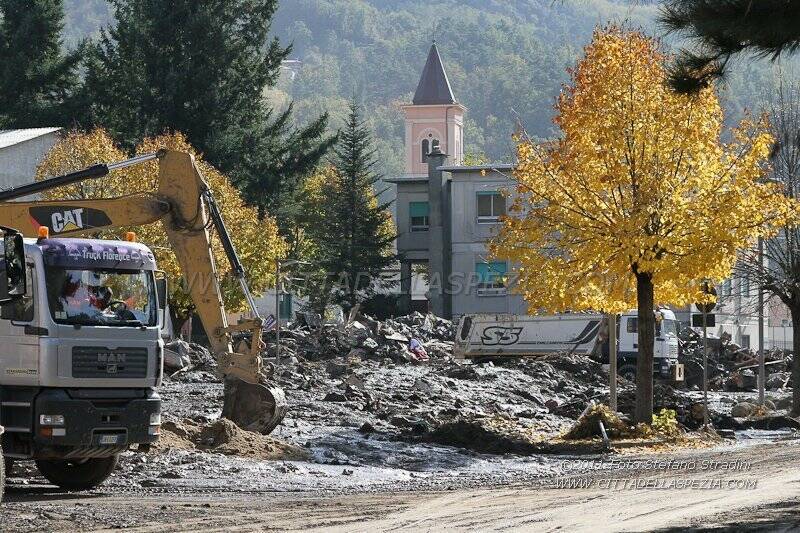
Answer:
3;439;799;532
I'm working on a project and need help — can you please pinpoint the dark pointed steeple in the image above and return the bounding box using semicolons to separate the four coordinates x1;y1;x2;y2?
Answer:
412;42;457;105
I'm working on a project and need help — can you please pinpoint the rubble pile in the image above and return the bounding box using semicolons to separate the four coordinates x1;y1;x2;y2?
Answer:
158;313;617;460
155;313;798;465
563;403;631;440
252;341;615;459
271;311;456;363
679;328;793;392
164;339;217;376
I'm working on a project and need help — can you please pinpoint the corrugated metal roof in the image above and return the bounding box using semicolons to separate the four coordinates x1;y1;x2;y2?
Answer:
0;128;61;149
412;43;457;105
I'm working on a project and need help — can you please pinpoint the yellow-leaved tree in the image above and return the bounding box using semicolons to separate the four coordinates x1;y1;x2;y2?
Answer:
491;28;799;422
35;129;286;324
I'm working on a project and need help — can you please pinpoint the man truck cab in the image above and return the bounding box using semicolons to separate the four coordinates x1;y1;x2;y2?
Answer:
615;309;680;380
0;234;163;492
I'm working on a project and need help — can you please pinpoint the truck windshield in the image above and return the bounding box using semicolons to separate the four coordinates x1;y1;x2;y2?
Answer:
45;267;156;327
659;319;678;336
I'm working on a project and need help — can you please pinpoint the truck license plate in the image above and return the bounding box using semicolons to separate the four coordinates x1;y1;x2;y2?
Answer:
99;435;119;445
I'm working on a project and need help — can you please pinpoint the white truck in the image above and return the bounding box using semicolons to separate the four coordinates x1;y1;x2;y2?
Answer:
454;309;683;381
0;235;164;492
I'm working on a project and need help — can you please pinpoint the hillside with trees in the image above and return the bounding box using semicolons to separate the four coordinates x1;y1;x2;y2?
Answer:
60;0;800;180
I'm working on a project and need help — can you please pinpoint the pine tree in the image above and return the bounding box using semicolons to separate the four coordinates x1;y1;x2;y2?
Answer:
305;101;397;311
83;0;335;217
660;0;800;93
0;0;81;128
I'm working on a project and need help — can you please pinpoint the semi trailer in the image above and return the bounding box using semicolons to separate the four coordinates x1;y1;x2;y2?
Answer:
454;309;683;381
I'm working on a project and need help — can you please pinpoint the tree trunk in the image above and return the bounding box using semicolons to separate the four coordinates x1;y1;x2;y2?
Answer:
791;306;800;416
635;272;655;424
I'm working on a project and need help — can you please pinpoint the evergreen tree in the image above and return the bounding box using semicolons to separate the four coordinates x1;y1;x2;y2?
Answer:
83;0;335;217
660;0;800;93
0;0;81;128
304;101;397;311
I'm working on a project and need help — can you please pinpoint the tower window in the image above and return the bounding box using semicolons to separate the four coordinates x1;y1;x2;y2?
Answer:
421;139;430;162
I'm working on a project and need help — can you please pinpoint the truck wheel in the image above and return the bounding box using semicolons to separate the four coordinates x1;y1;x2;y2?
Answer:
35;455;119;491
618;364;637;383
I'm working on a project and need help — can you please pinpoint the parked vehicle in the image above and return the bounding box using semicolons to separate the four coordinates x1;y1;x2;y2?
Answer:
454;309;683;381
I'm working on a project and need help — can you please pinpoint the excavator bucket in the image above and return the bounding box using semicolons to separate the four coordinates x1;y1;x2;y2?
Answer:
222;378;288;435
156;150;288;435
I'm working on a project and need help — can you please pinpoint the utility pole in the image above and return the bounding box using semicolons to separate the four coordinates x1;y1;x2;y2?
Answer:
758;236;765;406
609;313;617;412
275;257;281;358
702;306;709;429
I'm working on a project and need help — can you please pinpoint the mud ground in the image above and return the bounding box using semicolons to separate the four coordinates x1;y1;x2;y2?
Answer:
2;349;799;531
2;436;799;532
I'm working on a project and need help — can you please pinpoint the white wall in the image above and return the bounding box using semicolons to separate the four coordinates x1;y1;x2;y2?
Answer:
0;132;60;189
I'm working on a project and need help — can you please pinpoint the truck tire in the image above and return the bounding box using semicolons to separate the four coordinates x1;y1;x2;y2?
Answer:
35;455;119;491
618;364;637;383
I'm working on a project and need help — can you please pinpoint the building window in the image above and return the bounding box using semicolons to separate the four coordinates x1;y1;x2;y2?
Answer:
421;139;430;162
409;201;430;231
477;191;506;222
627;317;638;334
476;261;507;295
722;279;731;296
740;277;750;296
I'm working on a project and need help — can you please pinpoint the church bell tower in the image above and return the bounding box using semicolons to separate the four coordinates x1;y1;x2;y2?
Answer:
402;42;465;175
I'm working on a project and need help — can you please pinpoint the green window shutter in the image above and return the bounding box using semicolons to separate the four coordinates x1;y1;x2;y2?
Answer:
487;261;506;283
279;294;292;319
476;262;507;283
489;261;507;277
475;262;490;283
409;201;429;217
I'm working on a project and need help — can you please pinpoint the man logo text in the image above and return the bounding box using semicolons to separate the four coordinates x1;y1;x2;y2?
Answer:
51;208;85;233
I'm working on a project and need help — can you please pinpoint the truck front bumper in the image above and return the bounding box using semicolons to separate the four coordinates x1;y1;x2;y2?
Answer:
33;388;160;455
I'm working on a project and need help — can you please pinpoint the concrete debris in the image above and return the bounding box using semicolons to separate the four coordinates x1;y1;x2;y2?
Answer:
154;312;799;467
267;311;456;363
164;340;217;373
679;327;793;392
731;401;759;418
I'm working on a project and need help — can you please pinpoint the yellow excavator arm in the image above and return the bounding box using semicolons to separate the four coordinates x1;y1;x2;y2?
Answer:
0;150;285;434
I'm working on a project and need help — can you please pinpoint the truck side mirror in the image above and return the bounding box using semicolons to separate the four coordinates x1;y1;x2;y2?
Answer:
0;232;26;301
155;275;168;310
